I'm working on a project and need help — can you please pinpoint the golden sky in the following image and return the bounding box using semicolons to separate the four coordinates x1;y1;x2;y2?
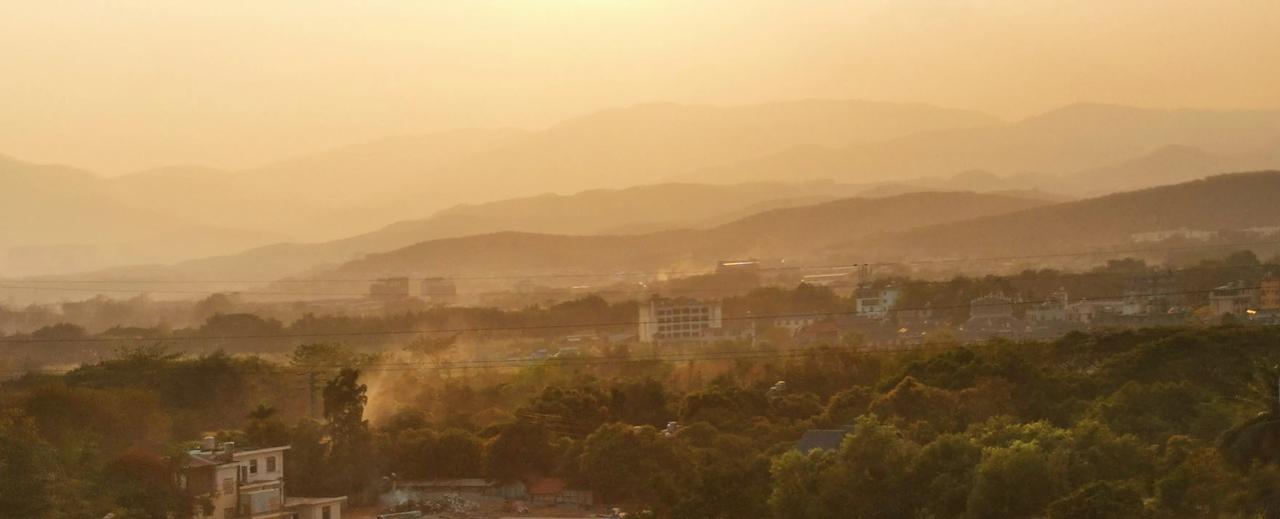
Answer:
3;0;1279;174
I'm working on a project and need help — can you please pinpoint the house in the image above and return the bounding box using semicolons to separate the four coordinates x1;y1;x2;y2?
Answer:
183;438;345;519
1209;281;1258;317
638;296;723;343
853;285;900;319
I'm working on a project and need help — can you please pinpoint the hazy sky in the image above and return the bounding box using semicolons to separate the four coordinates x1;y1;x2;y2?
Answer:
3;0;1279;174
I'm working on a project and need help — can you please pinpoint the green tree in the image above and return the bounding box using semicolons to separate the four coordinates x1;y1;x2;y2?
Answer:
1046;480;1143;519
967;441;1063;519
578;423;692;507
322;368;376;497
483;419;554;481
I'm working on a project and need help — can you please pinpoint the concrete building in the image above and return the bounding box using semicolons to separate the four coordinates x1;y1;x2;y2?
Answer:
775;315;820;336
369;277;411;300
419;277;458;305
1261;274;1280;311
1025;289;1069;324
853;285;900;319
638;296;723;343
1209;281;1258;317
184;438;345;519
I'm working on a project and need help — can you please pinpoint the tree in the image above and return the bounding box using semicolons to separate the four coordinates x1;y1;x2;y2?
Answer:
0;412;56;518
909;434;982;519
966;441;1062;519
483;419;554;481
1046;480;1143;519
323;368;376;497
578;423;692;506
245;404;290;447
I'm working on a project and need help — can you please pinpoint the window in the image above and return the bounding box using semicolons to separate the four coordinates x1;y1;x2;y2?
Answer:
249;459;258;474
266;456;277;473
222;477;234;493
239;466;248;482
223;508;235;519
322;505;332;519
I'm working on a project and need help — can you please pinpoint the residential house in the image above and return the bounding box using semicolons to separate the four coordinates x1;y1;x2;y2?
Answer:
183;438;345;519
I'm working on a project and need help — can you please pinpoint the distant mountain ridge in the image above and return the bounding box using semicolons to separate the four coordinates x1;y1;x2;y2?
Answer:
843;171;1280;262
318;191;1052;280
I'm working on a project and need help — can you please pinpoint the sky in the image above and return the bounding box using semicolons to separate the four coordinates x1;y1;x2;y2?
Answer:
3;0;1279;175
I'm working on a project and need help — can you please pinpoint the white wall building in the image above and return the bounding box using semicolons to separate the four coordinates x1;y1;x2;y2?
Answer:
854;285;900;319
184;439;345;519
639;297;723;343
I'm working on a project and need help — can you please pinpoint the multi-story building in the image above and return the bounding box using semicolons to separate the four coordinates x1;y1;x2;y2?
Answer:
369;277;411;301
853;285;900;319
419;277;458;305
183;438;345;519
1209;281;1258;317
1261;274;1280;311
638;297;723;343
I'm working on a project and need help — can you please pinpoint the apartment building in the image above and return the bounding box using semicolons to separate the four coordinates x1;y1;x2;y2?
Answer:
638;296;723;343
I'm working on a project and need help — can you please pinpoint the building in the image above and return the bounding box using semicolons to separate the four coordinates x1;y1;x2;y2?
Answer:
774;315;820;336
964;293;1026;339
638;296;723;343
1025;289;1069;324
419;277;458;305
716;259;760;275
1261;274;1280;311
369;277;411;300
1209;281;1258;317
853;285;900;319
183;438;345;519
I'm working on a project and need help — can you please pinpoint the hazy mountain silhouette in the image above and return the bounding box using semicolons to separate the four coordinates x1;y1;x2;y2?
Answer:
844;171;1280;262
316;191;1051;281
697;103;1280;184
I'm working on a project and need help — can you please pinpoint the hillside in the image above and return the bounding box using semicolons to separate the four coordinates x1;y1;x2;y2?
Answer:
0;99;997;276
321;191;1051;280
697;104;1280;186
844;171;1280;261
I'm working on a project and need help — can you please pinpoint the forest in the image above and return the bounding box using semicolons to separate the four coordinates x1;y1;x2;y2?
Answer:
4;324;1280;517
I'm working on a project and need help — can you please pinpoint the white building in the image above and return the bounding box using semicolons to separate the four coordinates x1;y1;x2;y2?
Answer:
184;438;345;519
854;285;900;319
638;297;723;343
774;315;820;336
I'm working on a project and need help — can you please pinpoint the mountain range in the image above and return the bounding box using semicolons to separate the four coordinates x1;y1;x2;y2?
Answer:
5;99;1280;280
